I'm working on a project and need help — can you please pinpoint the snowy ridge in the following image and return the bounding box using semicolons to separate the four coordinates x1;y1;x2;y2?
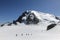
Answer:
29;10;59;22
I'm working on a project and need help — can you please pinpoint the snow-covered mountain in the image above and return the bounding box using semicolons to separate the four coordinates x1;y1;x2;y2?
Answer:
0;10;60;40
16;10;59;24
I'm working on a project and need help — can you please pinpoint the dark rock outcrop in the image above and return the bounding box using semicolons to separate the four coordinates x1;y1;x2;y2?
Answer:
47;24;56;30
55;16;60;20
8;23;12;26
13;20;17;25
1;24;5;27
16;11;28;23
26;13;39;24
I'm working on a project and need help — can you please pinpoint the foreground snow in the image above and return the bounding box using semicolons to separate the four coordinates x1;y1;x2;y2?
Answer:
0;23;60;40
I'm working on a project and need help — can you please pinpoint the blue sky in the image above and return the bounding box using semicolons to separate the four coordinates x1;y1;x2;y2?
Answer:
0;0;60;23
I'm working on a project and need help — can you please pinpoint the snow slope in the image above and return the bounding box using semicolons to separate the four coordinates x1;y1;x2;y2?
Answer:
0;10;60;40
0;23;60;40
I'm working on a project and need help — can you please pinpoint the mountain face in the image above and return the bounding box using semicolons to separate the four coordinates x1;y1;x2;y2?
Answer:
16;10;59;24
0;10;60;30
16;10;39;24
